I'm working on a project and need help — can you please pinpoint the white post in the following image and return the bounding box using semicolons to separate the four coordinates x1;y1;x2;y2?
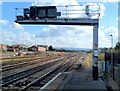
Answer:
93;24;99;80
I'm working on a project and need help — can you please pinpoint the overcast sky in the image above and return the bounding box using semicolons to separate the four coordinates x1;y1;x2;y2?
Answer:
0;0;119;48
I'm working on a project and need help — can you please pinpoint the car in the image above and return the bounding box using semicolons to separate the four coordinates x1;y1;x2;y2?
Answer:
74;62;82;69
23;52;27;55
13;53;19;56
81;57;84;59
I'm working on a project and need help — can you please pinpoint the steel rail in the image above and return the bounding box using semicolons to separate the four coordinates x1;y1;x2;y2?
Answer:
21;54;80;91
0;57;66;86
21;59;70;91
1;56;64;72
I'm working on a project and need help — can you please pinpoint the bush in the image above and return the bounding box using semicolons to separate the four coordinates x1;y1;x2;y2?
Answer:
98;53;105;61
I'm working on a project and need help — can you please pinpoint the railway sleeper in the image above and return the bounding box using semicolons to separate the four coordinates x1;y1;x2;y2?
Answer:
15;80;31;86
2;57;69;88
39;82;46;86
46;76;54;79
2;66;45;85
32;82;44;87
42;79;51;83
29;86;41;90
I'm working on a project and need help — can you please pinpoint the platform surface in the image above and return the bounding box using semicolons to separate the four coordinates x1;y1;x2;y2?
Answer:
58;66;107;90
42;65;107;90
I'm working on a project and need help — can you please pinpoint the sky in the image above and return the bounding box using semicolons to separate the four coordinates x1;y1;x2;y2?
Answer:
0;0;119;49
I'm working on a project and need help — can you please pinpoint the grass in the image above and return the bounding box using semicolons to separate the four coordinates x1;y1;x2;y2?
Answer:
82;53;105;66
0;57;39;62
82;53;92;66
0;52;66;62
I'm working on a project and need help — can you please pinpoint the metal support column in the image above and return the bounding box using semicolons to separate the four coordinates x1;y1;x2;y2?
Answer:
93;24;99;80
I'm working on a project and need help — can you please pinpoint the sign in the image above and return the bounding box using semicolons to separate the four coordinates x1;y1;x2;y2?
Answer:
94;50;98;56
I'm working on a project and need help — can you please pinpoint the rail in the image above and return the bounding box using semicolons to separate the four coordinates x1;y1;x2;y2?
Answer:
0;57;66;86
21;55;79;91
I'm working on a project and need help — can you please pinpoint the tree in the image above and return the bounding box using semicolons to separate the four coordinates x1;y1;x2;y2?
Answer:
115;42;120;51
48;45;53;51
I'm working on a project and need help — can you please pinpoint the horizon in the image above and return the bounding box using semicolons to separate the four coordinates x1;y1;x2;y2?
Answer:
0;43;112;49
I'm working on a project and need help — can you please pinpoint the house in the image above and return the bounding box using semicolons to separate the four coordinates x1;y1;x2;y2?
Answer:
37;45;48;51
0;44;8;49
38;47;46;51
12;44;29;52
28;46;46;51
7;46;14;52
28;46;38;51
0;44;8;52
6;44;29;52
12;44;28;49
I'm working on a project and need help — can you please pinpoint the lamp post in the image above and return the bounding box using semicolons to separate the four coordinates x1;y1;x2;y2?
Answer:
110;34;113;48
110;34;114;79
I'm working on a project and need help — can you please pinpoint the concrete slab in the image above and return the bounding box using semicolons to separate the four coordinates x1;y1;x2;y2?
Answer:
58;66;107;90
41;65;107;91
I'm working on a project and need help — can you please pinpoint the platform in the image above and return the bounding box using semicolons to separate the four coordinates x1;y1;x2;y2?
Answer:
41;65;107;90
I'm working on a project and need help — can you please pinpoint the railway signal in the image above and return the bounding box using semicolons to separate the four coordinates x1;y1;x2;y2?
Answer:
15;4;100;80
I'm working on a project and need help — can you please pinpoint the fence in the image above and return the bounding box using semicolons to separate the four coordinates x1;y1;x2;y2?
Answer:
105;52;120;86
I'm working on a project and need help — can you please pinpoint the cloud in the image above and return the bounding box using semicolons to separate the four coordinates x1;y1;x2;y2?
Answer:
116;17;120;21
0;20;9;25
0;0;117;48
103;0;119;2
0;0;2;4
31;0;120;4
105;27;118;37
0;26;93;48
34;25;118;48
35;25;86;38
31;2;51;6
0;2;2;5
9;22;24;30
1;25;118;48
35;25;93;48
99;27;118;47
0;30;36;45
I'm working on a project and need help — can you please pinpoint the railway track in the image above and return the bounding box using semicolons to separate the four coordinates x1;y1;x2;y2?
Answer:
0;56;42;60
1;54;80;91
0;57;67;86
1;61;35;72
0;53;69;61
21;54;80;91
1;58;57;72
1;54;67;67
1;56;66;72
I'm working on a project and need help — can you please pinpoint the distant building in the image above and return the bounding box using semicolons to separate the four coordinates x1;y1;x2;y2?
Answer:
0;44;48;52
5;44;29;52
12;44;28;48
0;44;8;49
37;45;48;50
38;47;46;51
7;46;14;52
12;44;29;52
28;46;46;51
28;46;38;51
